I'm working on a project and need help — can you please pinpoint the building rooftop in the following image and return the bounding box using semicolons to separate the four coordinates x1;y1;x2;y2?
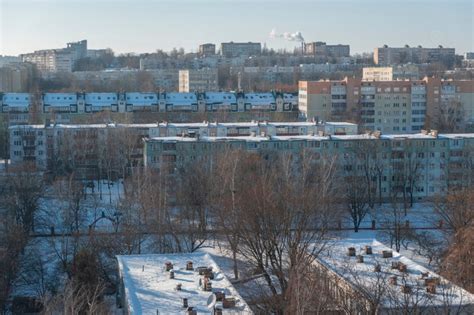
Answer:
315;238;474;309
116;252;252;314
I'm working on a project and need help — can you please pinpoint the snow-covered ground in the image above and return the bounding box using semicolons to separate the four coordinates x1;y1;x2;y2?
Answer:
9;179;456;313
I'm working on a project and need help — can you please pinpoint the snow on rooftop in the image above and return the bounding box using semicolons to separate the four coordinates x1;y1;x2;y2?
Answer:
125;92;158;106
165;92;198;106
84;93;118;105
204;92;237;104
116;252;252;315
439;133;474;139
324;121;358;126
283;93;297;103
244;93;275;105
315;238;474;308
147;132;474;143
2;93;30;106
43;93;77;106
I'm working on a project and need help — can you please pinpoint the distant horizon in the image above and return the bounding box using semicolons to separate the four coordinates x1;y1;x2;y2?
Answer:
1;0;473;56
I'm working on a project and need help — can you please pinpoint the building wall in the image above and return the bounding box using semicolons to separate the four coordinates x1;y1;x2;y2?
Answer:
300;78;473;133
144;133;474;200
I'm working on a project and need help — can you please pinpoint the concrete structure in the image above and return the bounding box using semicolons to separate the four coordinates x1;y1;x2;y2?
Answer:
116;252;252;314
199;43;216;56
144;132;474;200
299;78;474;133
304;42;350;58
220;42;261;58
313;238;474;314
179;68;219;92
374;45;455;66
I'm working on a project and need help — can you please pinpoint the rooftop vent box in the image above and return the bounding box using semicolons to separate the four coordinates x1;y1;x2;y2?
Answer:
347;247;356;256
365;246;373;255
382;250;393;258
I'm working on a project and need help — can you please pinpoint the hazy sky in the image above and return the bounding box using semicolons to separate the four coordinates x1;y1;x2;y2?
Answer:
1;0;473;56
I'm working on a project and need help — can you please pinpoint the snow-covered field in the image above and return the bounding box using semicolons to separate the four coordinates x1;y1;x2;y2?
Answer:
9;179;455;313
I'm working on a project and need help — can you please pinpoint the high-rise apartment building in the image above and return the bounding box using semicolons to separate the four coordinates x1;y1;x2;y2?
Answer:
299;78;474;133
179;68;218;92
144;132;474;200
198;43;216;56
304;42;350;58
220;42;261;58
374;45;455;66
21;40;87;73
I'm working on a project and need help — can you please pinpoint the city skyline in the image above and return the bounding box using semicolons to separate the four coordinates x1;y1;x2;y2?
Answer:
1;0;473;56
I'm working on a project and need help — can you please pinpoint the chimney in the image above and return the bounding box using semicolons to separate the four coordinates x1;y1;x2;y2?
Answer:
182;298;188;308
382;250;393;258
186;261;193;271
365;246;373;255
356;255;364;263
347;247;356;256
165;262;173;271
